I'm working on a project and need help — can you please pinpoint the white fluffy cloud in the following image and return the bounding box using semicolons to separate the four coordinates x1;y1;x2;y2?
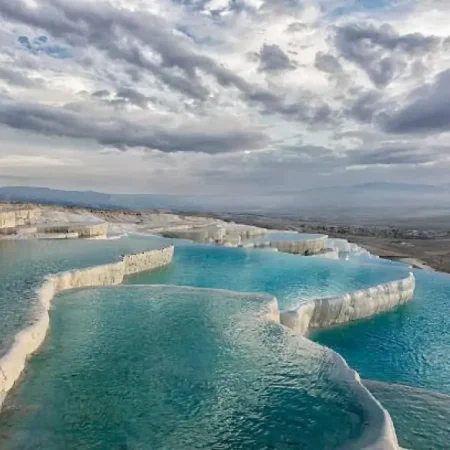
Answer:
0;0;449;195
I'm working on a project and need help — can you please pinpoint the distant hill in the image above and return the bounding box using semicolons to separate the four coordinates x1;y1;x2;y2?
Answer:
1;184;450;219
303;182;449;195
0;186;201;211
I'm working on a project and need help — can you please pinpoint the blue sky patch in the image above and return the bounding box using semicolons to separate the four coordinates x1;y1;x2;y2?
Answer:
328;0;392;17
18;35;71;59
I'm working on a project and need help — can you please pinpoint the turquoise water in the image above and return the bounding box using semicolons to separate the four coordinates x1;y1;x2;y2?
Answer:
365;381;450;450
0;235;166;357
125;243;409;309
312;269;450;392
0;235;406;361
313;269;450;448
3;234;450;449
0;286;368;450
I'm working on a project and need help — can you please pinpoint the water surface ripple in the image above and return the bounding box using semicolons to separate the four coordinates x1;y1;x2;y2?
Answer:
1;286;368;450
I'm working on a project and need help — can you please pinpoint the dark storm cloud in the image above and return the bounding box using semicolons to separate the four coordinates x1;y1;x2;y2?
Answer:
314;52;342;74
382;69;450;134
259;44;295;72
334;22;440;87
0;100;269;153
0;0;328;123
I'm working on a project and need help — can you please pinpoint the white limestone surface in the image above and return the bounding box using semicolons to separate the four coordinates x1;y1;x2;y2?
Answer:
310;248;340;259
0;207;39;231
258;235;328;255
330;350;400;450
0;244;407;450
162;223;266;245
328;238;371;258
0;246;174;409
280;273;415;336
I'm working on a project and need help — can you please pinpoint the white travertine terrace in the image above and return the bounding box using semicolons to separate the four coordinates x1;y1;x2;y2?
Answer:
163;225;330;256
277;274;415;450
328;238;371;258
0;235;415;450
310;248;339;259
36;222;108;238
162;223;267;246
0;205;108;239
330;350;400;450
277;273;415;449
255;235;328;255
0;246;174;409
280;273;415;335
0;207;40;234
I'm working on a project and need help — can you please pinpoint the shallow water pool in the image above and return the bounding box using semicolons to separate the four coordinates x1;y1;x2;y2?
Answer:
312;269;450;448
125;243;409;310
0;286;369;450
0;235;167;358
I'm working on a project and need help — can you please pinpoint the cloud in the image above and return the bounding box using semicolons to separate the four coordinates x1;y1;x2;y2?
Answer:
334;22;441;87
91;87;155;109
1;0;450;198
259;0;305;14
347;145;442;166
0;0;220;98
92;89;110;98
0;0;330;122
347;91;388;123
114;88;155;109
0;100;269;153
0;67;43;87
285;22;307;33
314;52;342;74
382;69;450;134
259;44;295;72
18;34;71;58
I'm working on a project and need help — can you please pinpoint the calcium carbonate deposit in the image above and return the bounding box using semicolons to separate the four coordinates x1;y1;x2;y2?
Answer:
1;230;449;449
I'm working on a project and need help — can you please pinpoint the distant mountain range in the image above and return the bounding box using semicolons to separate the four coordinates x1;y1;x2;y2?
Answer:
303;182;449;195
1;183;450;219
0;186;187;210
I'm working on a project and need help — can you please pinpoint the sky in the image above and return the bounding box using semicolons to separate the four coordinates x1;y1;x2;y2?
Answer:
0;0;450;196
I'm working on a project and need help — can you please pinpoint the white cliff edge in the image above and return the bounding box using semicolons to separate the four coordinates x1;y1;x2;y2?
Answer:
279;273;415;449
0;245;174;409
280;273;415;335
264;235;328;255
331;349;400;450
